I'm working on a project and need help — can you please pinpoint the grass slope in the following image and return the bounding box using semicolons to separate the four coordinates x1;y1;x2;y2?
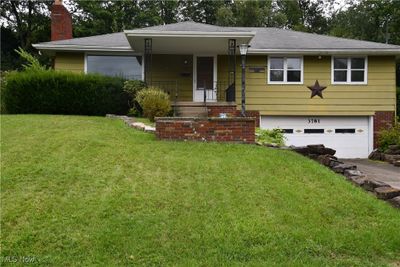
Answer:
1;115;399;266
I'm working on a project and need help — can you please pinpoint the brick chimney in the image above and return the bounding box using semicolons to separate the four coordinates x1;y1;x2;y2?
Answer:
51;0;72;41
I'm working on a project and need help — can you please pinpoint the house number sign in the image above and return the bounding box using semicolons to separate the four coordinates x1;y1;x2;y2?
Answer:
308;118;320;124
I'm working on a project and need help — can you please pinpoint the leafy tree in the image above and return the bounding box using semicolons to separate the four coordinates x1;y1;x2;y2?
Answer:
71;0;179;37
276;0;328;33
179;0;225;24
330;0;400;45
216;0;284;28
15;47;46;71
215;6;236;26
234;0;268;27
0;0;52;70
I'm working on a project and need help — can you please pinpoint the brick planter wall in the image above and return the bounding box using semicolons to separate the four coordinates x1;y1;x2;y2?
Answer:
207;103;237;117
155;117;255;143
206;103;260;127
373;111;395;148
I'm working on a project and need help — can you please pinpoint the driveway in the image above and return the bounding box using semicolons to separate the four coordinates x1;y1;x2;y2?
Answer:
342;159;400;189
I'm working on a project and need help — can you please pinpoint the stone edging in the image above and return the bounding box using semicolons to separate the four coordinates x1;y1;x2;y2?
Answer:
106;114;155;133
315;154;400;208
369;145;400;167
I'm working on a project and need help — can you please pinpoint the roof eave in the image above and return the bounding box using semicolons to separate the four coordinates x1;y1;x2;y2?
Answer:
249;48;400;55
32;44;134;52
124;30;256;38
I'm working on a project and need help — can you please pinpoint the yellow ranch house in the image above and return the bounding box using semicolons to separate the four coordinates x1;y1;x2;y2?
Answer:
33;0;400;158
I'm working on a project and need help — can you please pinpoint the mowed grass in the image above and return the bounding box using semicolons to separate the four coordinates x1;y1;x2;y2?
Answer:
1;115;399;266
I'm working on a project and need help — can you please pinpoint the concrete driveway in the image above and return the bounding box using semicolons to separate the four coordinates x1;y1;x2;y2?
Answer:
343;159;400;189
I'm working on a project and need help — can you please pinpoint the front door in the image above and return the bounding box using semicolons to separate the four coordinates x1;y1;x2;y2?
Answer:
193;56;217;102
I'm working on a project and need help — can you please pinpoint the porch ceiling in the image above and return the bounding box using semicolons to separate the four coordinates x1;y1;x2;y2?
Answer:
125;32;254;54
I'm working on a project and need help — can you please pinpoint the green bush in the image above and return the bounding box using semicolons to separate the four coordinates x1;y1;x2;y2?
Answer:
256;128;286;146
123;80;147;116
377;124;400;152
136;87;171;122
397;87;399;119
1;71;9;114
2;70;129;115
15;47;47;72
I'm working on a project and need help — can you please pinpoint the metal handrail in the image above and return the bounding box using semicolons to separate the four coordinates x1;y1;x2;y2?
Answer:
197;80;235;102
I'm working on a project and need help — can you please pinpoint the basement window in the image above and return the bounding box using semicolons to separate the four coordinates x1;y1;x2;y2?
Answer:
335;128;356;134
86;55;143;80
332;57;367;84
304;129;324;134
282;129;294;134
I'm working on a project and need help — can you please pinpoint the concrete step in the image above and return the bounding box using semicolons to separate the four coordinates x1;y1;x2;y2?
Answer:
174;105;208;117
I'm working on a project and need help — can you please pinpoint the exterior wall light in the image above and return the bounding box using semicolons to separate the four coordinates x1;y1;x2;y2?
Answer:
238;44;250;116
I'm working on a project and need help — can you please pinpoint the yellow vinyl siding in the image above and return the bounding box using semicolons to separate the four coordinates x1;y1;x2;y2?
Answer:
54;52;84;73
151;54;193;101
220;55;396;116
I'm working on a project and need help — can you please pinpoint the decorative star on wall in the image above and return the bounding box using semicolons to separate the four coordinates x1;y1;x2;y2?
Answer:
307;80;327;99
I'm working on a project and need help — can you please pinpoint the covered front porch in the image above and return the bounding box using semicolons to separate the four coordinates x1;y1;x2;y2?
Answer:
146;54;235;104
124;29;254;106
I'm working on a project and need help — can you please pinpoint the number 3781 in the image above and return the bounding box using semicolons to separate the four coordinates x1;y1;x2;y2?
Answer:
308;118;320;124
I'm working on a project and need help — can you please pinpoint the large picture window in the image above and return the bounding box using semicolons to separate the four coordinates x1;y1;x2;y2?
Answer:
332;57;367;84
86;55;143;80
268;56;303;84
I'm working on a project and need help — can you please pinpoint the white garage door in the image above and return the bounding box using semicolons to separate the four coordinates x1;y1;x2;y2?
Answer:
260;116;373;159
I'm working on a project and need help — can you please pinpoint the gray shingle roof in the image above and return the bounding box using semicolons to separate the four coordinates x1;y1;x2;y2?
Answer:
33;21;400;53
246;27;400;50
138;21;252;32
33;32;131;50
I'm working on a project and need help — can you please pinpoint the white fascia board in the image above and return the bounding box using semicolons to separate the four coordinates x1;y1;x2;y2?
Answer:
124;30;256;38
249;48;400;55
32;44;133;52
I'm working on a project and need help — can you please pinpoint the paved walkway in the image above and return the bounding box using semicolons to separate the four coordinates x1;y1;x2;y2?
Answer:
343;159;400;189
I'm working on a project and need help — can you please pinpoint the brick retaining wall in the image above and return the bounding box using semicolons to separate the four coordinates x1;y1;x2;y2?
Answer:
155;117;255;143
373;111;395;148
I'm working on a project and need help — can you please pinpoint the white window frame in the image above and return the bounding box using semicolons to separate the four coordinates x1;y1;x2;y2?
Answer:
267;56;304;84
84;52;144;81
331;56;368;85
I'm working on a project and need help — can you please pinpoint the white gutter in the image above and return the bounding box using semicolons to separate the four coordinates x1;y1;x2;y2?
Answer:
249;48;400;55
32;44;133;52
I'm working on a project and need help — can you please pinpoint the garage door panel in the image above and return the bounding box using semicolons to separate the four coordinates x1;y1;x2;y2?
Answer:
260;116;371;158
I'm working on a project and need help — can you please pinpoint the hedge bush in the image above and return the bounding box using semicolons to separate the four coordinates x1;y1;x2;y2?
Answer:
136;87;171;122
397;87;399;119
2;70;129;115
378;124;400;152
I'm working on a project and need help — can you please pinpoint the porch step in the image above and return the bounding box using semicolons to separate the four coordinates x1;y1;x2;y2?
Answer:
172;101;238;117
173;101;236;107
174;105;208;117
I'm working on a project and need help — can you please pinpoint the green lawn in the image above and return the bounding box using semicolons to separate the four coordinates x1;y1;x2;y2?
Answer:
1;115;400;266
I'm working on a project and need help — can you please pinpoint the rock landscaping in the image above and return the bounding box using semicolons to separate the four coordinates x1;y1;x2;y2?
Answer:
290;144;400;209
369;145;400;167
106;114;156;133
